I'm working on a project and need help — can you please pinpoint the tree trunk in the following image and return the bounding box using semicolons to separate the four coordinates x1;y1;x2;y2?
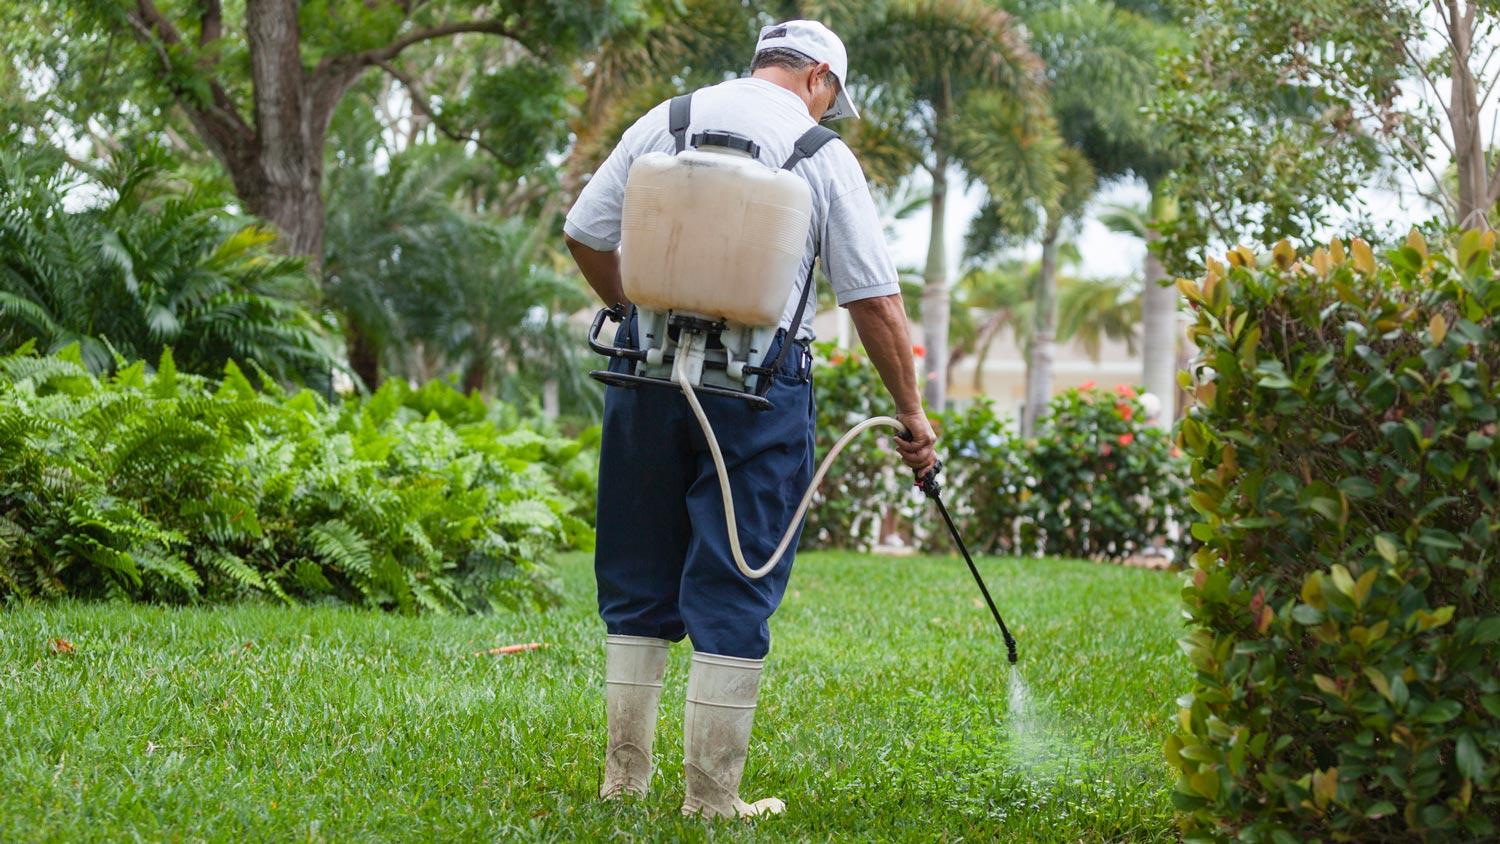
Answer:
1448;1;1491;231
1139;182;1179;423
921;77;954;411
543;378;560;419
347;324;381;392
921;152;950;410
462;355;488;395
1023;220;1060;437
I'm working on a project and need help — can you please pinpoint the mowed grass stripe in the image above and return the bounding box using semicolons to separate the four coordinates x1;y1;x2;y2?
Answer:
0;551;1187;843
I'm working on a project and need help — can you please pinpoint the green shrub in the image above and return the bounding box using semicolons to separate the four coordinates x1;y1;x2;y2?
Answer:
802;343;903;551
1169;234;1500;843
802;341;1186;559
920;397;1032;555
923;388;1185;561
0;343;594;612
0;143;337;386
1028;384;1186;560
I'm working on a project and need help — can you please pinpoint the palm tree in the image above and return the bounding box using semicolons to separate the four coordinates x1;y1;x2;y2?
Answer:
951;244;1138;402
322;121;479;390
984;0;1176;434
1099;198;1180;420
424;216;597;414
852;0;1052;410
0;143;336;387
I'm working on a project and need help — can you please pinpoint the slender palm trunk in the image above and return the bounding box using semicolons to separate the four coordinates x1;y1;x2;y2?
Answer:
1139;182;1179;423
921;76;955;411
1023;219;1060;437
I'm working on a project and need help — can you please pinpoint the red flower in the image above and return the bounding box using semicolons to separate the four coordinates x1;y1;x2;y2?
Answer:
1116;403;1134;421
912;344;926;358
1115;383;1138;398
830;353;846;365
1118;433;1135;446
1080;380;1098;391
1100;444;1113;457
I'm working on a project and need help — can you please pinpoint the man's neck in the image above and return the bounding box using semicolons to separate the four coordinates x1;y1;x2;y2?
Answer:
749;68;814;117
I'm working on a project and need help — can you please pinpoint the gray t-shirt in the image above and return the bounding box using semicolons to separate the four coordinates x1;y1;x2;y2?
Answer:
564;77;901;340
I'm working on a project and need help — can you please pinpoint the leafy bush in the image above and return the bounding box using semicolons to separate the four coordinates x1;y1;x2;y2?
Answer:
925;387;1185;561
0;343;594;612
1025;384;1186;560
1169;234;1500;843
802;343;904;551
802;343;1186;559
0;143;337;386
922;397;1033;555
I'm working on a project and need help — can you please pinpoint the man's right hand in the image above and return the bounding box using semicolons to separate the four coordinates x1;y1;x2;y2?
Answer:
893;410;937;477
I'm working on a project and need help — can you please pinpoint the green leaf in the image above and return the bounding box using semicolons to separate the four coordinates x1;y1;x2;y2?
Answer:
1455;734;1485;780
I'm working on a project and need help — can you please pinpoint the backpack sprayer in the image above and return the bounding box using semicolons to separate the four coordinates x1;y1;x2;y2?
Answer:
586;104;1017;662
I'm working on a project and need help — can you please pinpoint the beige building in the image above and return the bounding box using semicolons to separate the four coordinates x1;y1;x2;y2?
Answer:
811;310;1148;423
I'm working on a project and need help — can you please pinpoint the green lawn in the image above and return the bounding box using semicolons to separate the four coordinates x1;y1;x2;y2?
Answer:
0;551;1188;843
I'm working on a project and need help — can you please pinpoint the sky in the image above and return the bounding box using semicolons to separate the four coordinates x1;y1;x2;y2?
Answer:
885;176;1152;281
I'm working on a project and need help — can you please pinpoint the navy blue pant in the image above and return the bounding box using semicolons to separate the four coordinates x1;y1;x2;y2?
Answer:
595;314;815;659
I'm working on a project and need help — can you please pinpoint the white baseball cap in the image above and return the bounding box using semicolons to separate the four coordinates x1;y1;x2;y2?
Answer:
754;20;860;122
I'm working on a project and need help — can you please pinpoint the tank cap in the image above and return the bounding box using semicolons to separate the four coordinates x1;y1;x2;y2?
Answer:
691;131;760;159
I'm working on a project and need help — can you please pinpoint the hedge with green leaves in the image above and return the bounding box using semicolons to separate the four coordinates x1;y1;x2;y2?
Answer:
923;386;1186;561
1169;233;1500;843
802;342;1186;558
801;344;904;551
0;343;594;612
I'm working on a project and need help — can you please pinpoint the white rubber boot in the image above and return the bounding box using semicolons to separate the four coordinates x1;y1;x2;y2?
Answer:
680;651;786;819
599;634;669;799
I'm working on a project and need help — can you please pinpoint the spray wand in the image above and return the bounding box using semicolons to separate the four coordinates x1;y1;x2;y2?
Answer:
900;436;1019;665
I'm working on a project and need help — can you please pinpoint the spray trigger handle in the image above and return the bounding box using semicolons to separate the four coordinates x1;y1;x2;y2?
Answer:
896;429;942;499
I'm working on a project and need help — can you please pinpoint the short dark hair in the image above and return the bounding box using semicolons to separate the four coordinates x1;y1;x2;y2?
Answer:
751;47;817;73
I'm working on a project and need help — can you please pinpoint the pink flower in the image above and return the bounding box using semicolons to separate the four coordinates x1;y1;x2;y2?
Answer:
1100;444;1113;457
1115;383;1138;398
1118;433;1135;446
1080;380;1098;391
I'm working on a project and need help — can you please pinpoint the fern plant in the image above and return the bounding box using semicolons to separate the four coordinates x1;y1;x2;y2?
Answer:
0;342;596;612
0;142;338;389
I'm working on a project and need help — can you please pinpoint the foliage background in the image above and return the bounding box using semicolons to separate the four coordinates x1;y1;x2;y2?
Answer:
1;343;595;612
1170;234;1500;842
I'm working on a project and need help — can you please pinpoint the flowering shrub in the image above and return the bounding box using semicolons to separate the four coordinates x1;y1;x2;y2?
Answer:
921;388;1187;561
802;341;1187;559
1026;383;1187;560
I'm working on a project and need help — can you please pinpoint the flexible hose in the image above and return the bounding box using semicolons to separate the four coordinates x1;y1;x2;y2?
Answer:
675;366;906;580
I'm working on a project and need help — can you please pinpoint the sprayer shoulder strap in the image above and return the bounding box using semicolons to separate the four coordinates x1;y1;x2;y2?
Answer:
669;94;692;154
762;126;842;388
780;125;841;171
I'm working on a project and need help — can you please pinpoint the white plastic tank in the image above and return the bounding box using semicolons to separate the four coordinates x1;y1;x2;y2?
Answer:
619;133;813;327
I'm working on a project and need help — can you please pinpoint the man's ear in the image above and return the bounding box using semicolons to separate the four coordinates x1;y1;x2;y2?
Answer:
812;61;832;89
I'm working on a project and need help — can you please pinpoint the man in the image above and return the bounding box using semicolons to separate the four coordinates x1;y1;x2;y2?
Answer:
563;20;938;820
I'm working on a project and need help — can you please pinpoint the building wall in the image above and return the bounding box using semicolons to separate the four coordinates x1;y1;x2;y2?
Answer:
810;310;1146;424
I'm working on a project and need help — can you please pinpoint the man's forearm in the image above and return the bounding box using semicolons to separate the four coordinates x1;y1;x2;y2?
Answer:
565;235;629;307
846;294;923;414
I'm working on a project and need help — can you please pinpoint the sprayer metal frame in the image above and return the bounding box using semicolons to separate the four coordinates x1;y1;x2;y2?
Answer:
587;304;782;411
